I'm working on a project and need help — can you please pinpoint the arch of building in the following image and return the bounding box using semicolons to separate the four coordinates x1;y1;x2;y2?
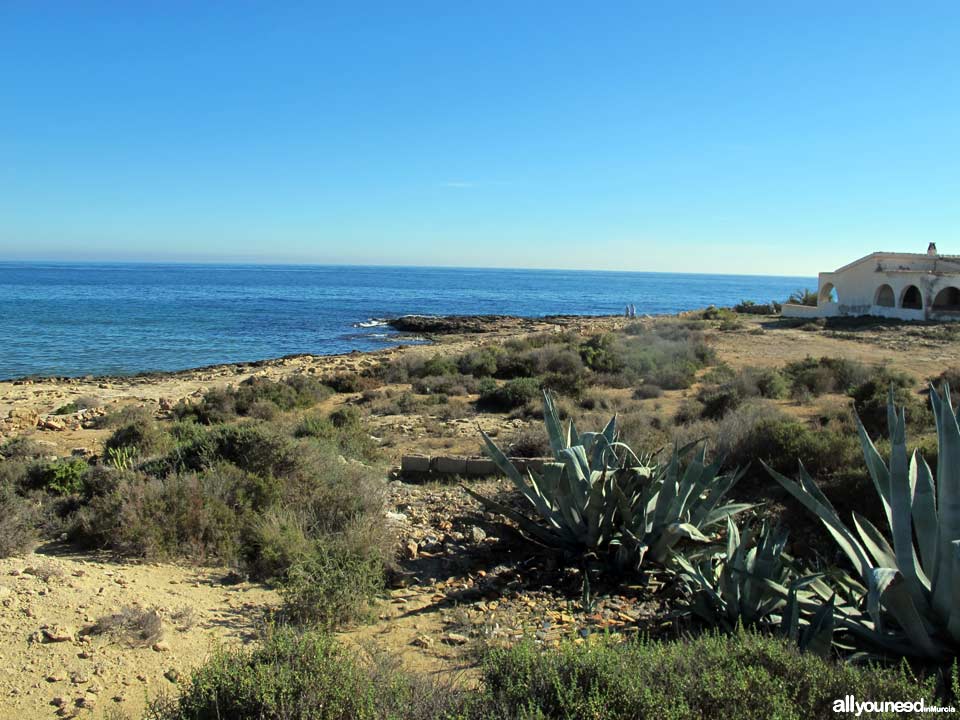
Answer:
933;286;960;311
900;285;923;310
874;284;895;307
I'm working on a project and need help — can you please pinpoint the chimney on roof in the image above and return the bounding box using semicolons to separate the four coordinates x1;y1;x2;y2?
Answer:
928;242;938;256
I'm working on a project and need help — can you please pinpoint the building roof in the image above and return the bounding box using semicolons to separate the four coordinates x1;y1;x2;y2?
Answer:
832;251;960;275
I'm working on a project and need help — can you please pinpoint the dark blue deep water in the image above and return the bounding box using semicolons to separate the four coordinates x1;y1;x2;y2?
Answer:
0;263;813;380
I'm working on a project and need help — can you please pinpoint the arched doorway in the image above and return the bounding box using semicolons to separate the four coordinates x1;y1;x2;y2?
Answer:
819;283;838;305
874;284;895;307
933;286;960;311
900;285;923;310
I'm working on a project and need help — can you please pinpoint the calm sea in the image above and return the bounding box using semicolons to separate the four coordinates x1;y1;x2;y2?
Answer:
0;263;814;380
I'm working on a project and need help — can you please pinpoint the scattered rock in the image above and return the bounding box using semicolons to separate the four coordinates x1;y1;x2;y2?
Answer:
468;526;487;543
163;669;180;683
40;624;74;643
152;640;170;652
405;540;419;560
441;632;470;646
411;634;433;648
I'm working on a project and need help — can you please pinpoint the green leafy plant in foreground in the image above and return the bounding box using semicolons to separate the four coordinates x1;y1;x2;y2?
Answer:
768;384;960;660
465;391;750;570
675;517;837;656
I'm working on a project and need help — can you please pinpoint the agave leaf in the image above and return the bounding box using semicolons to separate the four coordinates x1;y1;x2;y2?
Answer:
855;409;893;528
701;502;752;528
852;512;896;569
801;594;836;658
887;419;932;607
542;390;566;456
931;384;960;624
872;568;942;658
913;453;938;576
765;462;872;580
946;539;960;644
650;522;711;563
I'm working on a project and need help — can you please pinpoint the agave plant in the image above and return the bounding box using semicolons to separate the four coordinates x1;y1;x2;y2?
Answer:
675;517;837;656
766;384;960;659
464;391;750;570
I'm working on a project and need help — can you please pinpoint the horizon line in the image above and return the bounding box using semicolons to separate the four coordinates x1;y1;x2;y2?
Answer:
0;258;816;281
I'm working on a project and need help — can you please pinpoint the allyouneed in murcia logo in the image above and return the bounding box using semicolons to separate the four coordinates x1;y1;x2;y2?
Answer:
834;695;956;715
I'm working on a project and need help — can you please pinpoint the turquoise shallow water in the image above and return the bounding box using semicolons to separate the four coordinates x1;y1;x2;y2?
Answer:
0;262;813;379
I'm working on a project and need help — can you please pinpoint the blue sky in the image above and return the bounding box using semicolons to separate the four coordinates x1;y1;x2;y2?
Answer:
1;2;957;275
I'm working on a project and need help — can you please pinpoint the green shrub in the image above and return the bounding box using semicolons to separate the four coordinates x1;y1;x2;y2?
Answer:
479;630;933;719
0;437;44;460
280;535;386;627
145;628;463;720
329;405;361;428
420;355;458;377
702;305;737;321
104;417;170;457
697;367;789;420
721;414;859;480
29;458;90;495
783;356;870;398
147;626;933;720
71;470;246;561
849;367;928;437
673;400;704;425
478;378;541;412
53;401;80;415
580;333;625;374
734;300;779;315
645;361;698;390
786;288;818;306
698;385;743;420
327;373;379;394
175;376;333;424
411;374;479;396
0;482;36;557
458;348;499;378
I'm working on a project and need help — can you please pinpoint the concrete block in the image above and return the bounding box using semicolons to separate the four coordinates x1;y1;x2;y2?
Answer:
400;455;431;474
465;457;499;476
431;456;468;475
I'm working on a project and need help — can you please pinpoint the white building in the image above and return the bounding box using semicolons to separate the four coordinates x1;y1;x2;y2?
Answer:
783;244;960;321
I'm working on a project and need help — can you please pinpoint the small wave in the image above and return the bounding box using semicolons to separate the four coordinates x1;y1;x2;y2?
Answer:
353;318;390;328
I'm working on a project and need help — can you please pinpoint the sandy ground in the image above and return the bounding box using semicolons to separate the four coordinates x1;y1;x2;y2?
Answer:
0;549;277;719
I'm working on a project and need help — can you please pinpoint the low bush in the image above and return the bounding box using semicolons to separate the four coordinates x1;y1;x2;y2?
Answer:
478;378;541;412
0;482;36;557
850;367;928;437
508;428;550;458
716;405;860;480
479;630;934;719
327;373;380;394
697;366;788;420
104;417;170;457
145;628;463;720
783;356;870;398
411;373;480;396
27;458;90;495
458;348;499;378
175;376;333;424
0;437;45;460
280;533;386;627
734;299;780;314
632;383;664;400
148;628;934;720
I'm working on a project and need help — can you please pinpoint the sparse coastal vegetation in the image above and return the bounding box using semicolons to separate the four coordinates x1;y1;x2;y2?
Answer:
2;309;960;717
